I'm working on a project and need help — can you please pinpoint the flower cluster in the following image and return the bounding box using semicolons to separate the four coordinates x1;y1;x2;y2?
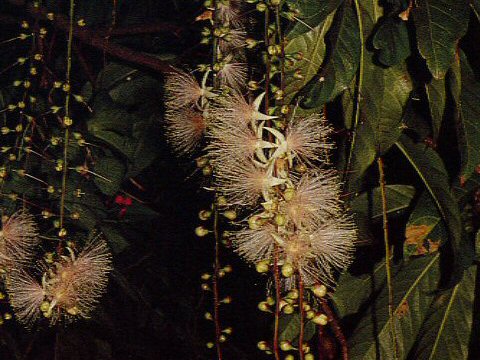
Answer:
209;93;356;286
163;0;357;290
7;236;112;326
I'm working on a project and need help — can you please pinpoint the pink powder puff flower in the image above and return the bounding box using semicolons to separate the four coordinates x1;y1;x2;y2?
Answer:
217;60;247;90
283;171;343;229
6;270;45;327
267;114;334;165
165;107;206;155
164;69;213;108
214;158;285;206
281;215;356;286
209;92;277;130
0;210;40;269
232;224;277;264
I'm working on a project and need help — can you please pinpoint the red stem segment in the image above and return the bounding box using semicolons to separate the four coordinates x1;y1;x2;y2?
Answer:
321;300;349;360
298;275;305;360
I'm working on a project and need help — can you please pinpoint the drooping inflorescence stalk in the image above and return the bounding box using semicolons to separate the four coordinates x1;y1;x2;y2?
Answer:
163;0;358;357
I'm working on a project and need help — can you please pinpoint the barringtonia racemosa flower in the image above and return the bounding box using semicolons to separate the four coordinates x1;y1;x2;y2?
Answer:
0;210;40;269
165;107;206;155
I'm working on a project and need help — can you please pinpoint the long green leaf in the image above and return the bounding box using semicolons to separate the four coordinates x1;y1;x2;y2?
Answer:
395;135;463;276
287;0;343;37
301;1;360;108
407;266;477;360
284;13;335;101
425;77;446;140
412;0;469;79
452;54;480;182
349;255;441;359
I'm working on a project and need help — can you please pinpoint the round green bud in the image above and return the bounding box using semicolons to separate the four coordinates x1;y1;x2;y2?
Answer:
274;214;286;226
281;263;294;277
282;304;294;314
204;312;213;320
256;260;270;273
199;210;212;221
266;296;275;306
285;354;294;360
286;289;298;299
257;341;269;351
202;165;213;176
312;313;328;326
223;210;237;220
312;284;327;298
280;341;293;351
256;2;267;11
206;342;214;349
306;310;315;320
258;301;270;312
305;354;314;360
219;334;227;343
195;226;210;237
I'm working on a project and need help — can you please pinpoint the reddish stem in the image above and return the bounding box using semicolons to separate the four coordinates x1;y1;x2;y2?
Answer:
273;246;281;360
321;300;349;360
298;275;305;360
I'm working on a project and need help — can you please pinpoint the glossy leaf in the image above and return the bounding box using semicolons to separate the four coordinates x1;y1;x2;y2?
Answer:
396;135;463;275
284;13;335;101
425;77;446;140
453;54;480;182
413;0;469;79
287;0;343;37
351;185;416;221
407;266;477;359
349;255;441;359
404;192;447;257
372;17;411;67
301;2;360;108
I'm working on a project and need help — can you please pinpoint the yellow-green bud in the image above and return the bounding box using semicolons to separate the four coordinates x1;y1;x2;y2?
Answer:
286;289;298;299
199;210;212;220
258;301;271;312
206;342;214;349
256;2;267;11
284;188;295;201
204;312;213;320
223;210;237;220
312;313;328;326
274;214;286;226
195;226;210;237
257;341;269;351
312;284;327;298
266;296;275;306
256;260;270;273
281;263;294;277
282;304;294;314
280;341;293;351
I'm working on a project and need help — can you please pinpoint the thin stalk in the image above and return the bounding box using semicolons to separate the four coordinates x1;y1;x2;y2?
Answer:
212;201;223;360
59;0;75;233
345;0;365;186
320;300;349;360
273;245;281;360
264;7;282;360
210;4;222;359
298;275;305;360
378;157;398;359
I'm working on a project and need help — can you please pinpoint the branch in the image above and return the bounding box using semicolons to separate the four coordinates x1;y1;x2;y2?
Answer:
24;3;175;73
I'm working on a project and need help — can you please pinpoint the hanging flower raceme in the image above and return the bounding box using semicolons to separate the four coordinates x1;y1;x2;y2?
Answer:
7;236;112;326
0;210;40;270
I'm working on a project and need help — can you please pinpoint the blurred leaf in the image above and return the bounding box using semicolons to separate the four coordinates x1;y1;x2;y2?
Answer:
346;65;412;189
94;156;126;196
287;0;343;37
351;185;415;221
278;313;316;346
396;135;464;278
407;265;477;359
452;53;480;183
284;13;335;101
404;192;447;257
349;255;441;359
372;17;410;67
412;0;469;79
425;77;446;140
302;2;360;108
333;260;388;318
101;224;130;255
472;1;480;21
